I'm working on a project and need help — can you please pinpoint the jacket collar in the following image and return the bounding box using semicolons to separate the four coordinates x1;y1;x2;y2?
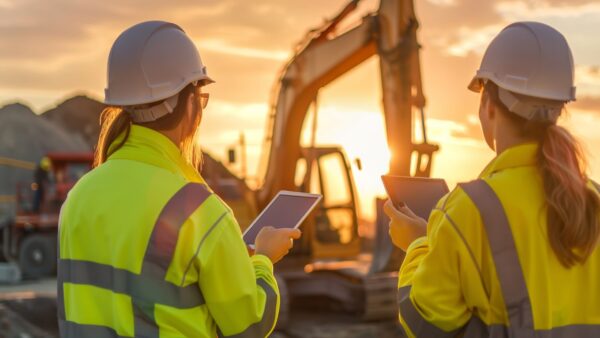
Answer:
479;142;538;178
108;125;205;184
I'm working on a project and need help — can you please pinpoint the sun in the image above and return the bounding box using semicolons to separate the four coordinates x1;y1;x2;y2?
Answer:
300;106;392;221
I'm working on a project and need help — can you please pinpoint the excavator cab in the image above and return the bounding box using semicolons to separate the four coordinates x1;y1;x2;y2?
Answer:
269;146;397;322
296;147;361;259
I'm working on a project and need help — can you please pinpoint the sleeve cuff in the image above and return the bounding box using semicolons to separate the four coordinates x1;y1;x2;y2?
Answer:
406;236;428;252
251;254;274;274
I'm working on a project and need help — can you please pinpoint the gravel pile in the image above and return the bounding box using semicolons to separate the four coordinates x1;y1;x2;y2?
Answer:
42;95;105;147
0;102;89;219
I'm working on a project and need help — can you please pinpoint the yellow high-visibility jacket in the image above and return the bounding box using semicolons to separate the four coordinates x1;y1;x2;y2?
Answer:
398;143;600;337
58;125;279;338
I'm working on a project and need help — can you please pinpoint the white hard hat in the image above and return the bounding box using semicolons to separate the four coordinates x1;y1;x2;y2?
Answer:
469;22;576;121
104;21;214;122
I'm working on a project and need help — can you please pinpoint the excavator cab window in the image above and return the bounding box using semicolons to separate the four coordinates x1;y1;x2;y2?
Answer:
307;149;358;246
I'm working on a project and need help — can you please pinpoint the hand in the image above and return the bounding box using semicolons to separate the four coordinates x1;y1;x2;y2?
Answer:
255;227;302;264
384;200;427;251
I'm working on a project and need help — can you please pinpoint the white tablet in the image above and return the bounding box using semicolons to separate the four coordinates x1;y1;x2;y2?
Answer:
242;191;322;245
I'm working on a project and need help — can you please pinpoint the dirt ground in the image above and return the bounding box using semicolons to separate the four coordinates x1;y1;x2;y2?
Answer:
0;278;56;295
0;278;403;338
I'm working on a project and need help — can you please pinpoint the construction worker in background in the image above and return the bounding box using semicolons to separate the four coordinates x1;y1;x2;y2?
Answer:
32;156;50;212
385;22;600;337
57;21;300;338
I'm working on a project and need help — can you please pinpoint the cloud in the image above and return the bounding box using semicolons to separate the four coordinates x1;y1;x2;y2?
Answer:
444;24;504;57
199;100;268;144
497;1;600;18
426;0;457;6
197;39;289;61
576;66;600;95
418;0;502;32
425;117;484;144
0;0;353;63
0;0;363;109
571;97;600;115
422;0;600;58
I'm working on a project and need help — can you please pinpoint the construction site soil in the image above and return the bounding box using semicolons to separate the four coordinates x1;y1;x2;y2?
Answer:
0;280;402;338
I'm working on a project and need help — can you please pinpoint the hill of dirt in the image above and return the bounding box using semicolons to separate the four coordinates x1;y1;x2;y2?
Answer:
41;95;105;147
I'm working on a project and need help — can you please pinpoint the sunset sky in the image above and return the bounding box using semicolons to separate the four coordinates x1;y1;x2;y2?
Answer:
2;0;599;219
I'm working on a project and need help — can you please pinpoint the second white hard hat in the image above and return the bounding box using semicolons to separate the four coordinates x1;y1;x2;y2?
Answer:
104;21;214;122
469;22;576;121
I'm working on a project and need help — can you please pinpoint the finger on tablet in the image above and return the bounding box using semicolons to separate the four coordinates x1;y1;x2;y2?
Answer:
277;228;301;239
289;228;302;239
399;205;419;218
384;199;419;222
384;200;406;219
259;226;275;233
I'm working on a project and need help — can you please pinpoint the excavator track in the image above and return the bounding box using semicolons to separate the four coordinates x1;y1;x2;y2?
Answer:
361;273;399;321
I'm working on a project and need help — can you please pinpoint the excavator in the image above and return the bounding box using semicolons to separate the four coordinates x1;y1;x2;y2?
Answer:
203;0;439;324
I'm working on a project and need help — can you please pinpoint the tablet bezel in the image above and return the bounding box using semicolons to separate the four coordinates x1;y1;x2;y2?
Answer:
242;190;323;244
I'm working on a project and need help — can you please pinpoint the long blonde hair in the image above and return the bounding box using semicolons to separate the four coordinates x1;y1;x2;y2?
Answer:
94;84;203;170
486;82;600;268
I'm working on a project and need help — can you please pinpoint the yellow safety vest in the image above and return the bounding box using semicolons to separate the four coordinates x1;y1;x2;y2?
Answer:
58;125;279;338
397;143;600;337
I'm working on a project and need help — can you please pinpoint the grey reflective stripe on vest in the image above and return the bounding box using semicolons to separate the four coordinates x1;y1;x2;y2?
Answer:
465;315;600;338
59;259;204;307
459;180;534;333
132;183;212;338
59;320;127;338
58;183;212;338
217;278;278;338
397;285;459;337
142;183;211;279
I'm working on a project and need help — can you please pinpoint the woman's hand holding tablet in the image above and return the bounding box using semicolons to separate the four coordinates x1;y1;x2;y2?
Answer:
381;175;449;251
384;200;427;251
243;191;322;263
255;226;302;264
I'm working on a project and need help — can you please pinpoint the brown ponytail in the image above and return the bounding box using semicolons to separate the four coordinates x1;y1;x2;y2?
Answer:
94;107;132;167
485;82;600;268
539;125;600;267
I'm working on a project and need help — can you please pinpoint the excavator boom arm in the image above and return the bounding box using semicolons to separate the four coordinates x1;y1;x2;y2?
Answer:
257;0;435;207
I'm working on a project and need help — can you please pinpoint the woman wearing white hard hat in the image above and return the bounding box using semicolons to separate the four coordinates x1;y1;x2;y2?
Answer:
386;22;600;336
57;21;299;337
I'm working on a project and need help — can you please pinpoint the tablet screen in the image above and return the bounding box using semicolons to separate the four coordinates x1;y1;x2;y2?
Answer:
381;175;450;220
243;192;322;245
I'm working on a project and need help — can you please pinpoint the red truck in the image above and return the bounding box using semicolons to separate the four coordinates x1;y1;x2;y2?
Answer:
1;152;93;279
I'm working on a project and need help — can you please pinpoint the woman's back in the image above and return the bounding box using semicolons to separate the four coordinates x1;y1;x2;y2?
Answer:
397;143;600;335
58;127;224;337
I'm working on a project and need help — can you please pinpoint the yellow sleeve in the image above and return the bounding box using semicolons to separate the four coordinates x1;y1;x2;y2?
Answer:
198;212;279;337
397;195;474;337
